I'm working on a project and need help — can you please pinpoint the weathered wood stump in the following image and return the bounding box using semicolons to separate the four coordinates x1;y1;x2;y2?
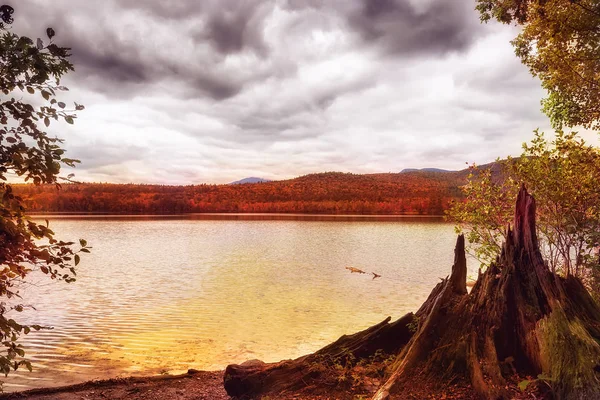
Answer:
225;186;600;399
372;186;600;400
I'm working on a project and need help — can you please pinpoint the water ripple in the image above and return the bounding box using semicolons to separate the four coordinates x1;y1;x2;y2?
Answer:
3;218;472;391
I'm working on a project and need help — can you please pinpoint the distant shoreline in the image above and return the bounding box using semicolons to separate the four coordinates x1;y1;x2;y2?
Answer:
28;211;445;216
28;212;448;221
13;171;467;216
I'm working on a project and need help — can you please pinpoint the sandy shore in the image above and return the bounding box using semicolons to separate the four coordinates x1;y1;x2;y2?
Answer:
0;370;348;400
0;370;229;400
0;369;528;399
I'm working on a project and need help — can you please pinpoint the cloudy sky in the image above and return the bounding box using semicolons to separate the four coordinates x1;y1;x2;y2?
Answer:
10;0;596;184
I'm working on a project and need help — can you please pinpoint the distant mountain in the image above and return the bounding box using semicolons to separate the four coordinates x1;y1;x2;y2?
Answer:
400;168;454;173
228;177;271;185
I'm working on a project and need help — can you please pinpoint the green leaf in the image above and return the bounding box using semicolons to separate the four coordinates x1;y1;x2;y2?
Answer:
64;116;74;124
26;87;34;94
79;239;87;247
518;380;531;391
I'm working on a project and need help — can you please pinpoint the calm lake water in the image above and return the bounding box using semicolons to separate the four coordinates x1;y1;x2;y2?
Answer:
4;215;476;391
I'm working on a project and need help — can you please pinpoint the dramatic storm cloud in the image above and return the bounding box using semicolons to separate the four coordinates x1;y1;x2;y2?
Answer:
7;0;587;184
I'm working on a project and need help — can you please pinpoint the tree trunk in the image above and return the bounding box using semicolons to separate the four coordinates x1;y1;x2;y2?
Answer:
224;186;600;399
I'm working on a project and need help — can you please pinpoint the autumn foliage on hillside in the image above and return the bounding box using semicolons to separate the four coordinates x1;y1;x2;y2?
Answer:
12;171;467;215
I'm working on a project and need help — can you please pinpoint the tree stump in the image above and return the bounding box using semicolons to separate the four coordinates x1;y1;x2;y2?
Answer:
224;186;600;399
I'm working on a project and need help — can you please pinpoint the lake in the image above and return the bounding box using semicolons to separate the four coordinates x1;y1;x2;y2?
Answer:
4;215;476;391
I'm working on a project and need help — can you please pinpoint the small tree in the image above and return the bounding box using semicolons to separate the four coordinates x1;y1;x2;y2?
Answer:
517;131;600;276
0;5;89;376
448;131;600;281
447;161;519;267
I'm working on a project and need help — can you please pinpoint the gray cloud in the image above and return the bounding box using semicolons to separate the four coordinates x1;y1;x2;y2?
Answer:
68;143;149;170
285;0;482;57
12;1;274;100
69;34;147;85
61;21;251;100
350;0;482;56
118;0;272;56
196;2;272;56
14;0;484;102
5;0;562;184
116;0;206;19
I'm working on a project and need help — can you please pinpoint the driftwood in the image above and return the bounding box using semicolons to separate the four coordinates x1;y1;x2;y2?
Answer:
224;186;600;399
346;266;367;274
224;313;415;398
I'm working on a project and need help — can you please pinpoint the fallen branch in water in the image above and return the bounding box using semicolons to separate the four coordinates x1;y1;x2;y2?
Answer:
345;266;366;274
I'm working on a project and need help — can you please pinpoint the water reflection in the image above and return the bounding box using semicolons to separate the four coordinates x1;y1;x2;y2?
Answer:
4;216;471;391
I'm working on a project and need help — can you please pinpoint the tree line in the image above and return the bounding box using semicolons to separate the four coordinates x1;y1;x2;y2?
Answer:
13;171;467;215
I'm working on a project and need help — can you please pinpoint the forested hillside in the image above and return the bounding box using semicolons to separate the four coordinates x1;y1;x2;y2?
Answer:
13;170;469;215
